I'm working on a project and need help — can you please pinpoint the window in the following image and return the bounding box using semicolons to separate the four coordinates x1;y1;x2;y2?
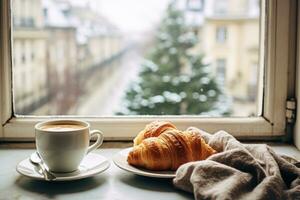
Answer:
214;0;228;15
0;0;297;139
216;26;227;43
12;0;256;117
186;0;204;11
21;42;26;64
216;58;226;85
248;63;258;102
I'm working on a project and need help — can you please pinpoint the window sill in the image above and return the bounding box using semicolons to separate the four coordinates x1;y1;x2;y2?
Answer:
1;141;300;157
0;148;194;200
0;141;133;149
0;144;299;199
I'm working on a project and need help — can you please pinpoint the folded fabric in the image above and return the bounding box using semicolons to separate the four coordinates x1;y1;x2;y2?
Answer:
173;128;300;200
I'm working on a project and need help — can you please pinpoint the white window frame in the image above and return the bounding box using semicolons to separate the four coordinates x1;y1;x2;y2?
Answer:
294;0;300;150
0;0;297;141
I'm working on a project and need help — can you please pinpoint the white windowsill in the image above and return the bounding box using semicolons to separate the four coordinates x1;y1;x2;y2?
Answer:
0;144;299;200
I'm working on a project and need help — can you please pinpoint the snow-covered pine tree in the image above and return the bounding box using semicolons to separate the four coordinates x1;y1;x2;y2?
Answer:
118;2;231;115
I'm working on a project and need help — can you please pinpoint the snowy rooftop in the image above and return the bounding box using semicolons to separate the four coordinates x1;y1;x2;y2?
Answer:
42;0;72;28
175;0;259;27
42;0;120;44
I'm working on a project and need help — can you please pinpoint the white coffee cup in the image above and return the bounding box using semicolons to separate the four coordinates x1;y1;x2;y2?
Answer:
35;119;104;173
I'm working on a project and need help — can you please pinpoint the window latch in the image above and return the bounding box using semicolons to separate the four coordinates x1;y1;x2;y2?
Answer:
286;98;296;124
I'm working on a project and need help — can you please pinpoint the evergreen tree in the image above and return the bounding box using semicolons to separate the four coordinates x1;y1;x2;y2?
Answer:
118;3;231;115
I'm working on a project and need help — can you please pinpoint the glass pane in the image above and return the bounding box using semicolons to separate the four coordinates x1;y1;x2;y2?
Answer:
12;0;261;116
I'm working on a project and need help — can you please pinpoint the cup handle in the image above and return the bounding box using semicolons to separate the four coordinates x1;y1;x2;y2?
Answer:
87;130;104;154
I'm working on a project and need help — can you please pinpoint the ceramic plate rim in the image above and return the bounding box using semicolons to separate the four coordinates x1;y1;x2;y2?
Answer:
16;152;110;181
113;147;176;178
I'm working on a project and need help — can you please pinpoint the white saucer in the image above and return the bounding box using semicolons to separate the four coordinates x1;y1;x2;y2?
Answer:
16;153;110;181
113;147;176;179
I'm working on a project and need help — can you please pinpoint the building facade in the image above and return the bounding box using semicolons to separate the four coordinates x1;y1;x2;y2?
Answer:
13;0;125;115
43;0;79;114
13;0;48;114
182;0;260;116
201;0;260;102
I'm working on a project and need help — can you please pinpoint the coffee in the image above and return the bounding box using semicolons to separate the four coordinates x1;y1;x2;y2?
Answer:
40;124;85;132
35;120;104;172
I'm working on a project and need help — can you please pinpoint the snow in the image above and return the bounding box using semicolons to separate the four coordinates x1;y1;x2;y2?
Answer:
169;48;177;55
43;0;71;27
202;66;211;74
42;0;120;45
165;19;173;26
158;33;169;41
141;99;149;107
161;41;172;49
173;0;260;28
132;84;142;93
179;91;187;98
175;18;184;25
199;94;207;102
161;56;169;64
213;94;233;114
200;77;210;84
192;92;200;99
208;89;217;97
143;60;158;72
172;78;180;86
162;75;171;82
150;95;165;104
198;94;232;116
178;32;197;44
184;11;204;27
204;0;260;18
162;91;182;103
179;75;190;82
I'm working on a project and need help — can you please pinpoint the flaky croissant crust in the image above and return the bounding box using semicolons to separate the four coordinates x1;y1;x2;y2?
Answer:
128;127;216;170
133;121;176;146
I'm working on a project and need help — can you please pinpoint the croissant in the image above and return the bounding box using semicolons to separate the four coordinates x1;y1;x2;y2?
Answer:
128;128;216;170
133;121;177;146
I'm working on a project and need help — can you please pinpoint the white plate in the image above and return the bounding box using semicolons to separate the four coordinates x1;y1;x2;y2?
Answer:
113;147;176;178
16;153;110;181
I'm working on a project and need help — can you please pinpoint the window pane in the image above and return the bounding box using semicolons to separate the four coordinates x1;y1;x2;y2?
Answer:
216;58;226;84
216;26;227;43
12;0;261;117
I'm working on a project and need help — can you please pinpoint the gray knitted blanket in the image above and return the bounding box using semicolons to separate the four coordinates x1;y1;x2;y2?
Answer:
173;128;300;200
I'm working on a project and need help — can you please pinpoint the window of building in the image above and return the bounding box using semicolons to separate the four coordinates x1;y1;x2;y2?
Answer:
0;0;297;139
248;62;258;101
20;41;26;64
186;0;204;11
214;0;228;15
21;54;26;64
31;51;35;61
216;58;226;84
43;8;48;19
216;26;227;43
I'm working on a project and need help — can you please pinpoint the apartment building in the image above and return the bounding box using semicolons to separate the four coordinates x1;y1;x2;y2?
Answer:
12;0;49;114
202;0;260;102
13;0;125;115
64;3;123;73
42;0;79;114
177;0;259;110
